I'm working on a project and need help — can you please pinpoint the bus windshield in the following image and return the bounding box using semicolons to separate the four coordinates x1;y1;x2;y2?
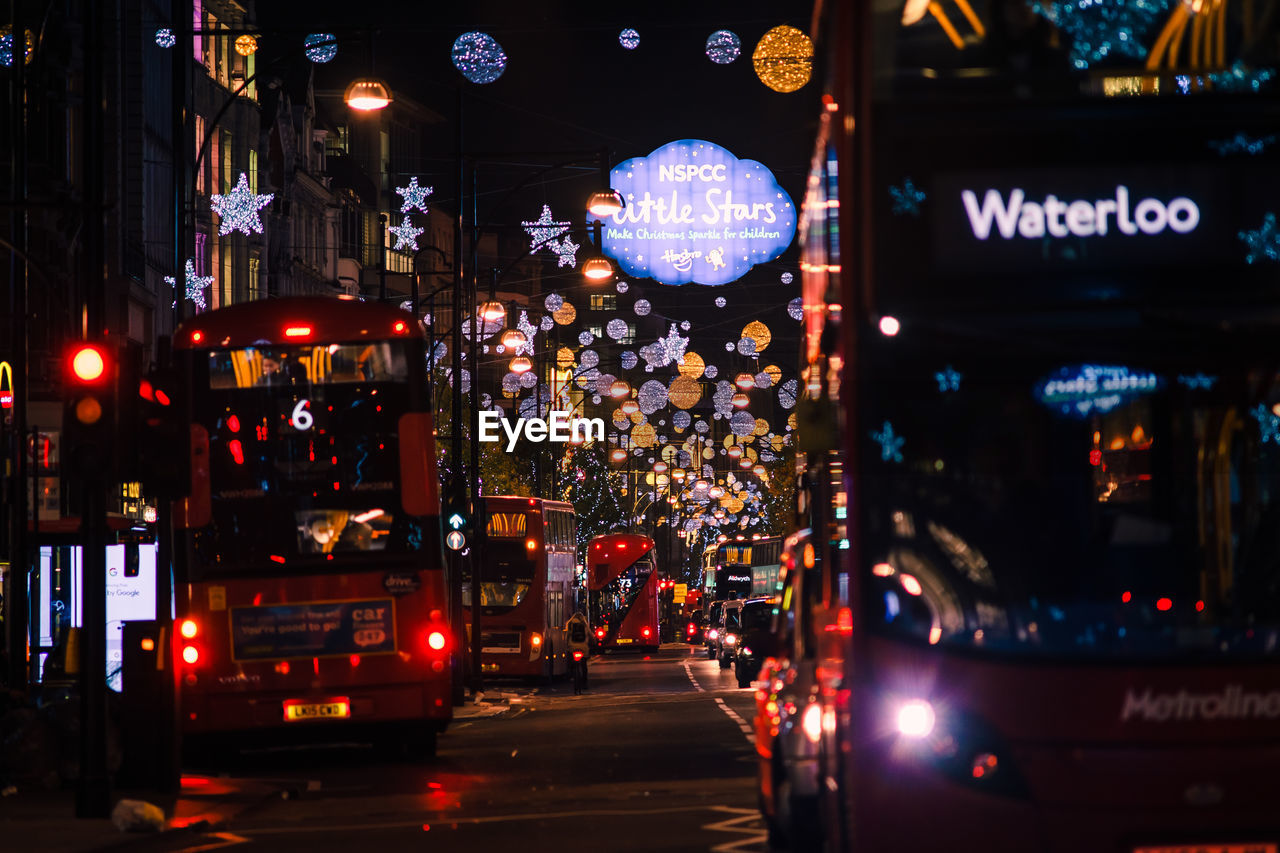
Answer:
862;326;1280;661
190;341;426;575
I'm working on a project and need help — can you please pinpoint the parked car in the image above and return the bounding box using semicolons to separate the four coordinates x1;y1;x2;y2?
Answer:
733;597;778;688
714;598;744;669
705;600;724;659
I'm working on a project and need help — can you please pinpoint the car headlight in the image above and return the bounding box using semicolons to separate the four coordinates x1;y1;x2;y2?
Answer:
741;646;752;657
725;633;737;645
896;699;936;739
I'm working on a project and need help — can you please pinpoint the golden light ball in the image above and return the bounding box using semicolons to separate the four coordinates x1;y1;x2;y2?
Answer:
752;25;813;94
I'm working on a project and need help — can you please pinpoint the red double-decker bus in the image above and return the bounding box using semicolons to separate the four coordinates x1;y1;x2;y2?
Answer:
762;3;1280;851
587;533;660;652
469;496;576;679
170;297;450;755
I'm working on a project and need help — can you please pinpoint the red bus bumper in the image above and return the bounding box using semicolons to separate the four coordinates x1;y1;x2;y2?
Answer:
182;681;451;736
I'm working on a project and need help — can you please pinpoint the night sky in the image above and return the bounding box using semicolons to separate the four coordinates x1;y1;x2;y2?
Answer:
255;1;818;363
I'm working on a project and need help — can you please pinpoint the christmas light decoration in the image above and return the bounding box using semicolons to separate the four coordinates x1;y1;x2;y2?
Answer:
1253;404;1280;444
540;316;554;332
577;331;593;346
677;352;705;380
616;280;629;293
871;421;905;463
396;177;433;214
389;218;423;251
164;259;214;312
788;297;803;320
502;328;527;350
742;320;772;352
704;364;718;379
734;372;755;390
639;380;669;414
523;205;571;251
673;411;692;430
641;324;689;369
550;235;579;268
519;371;538;389
752;25;813;93
510;356;533;374
715;296;727;308
234;34;258;56
634;299;651;316
706;29;741;64
515;311;537;356
553;301;577;325
211;172;274;236
621;351;638;370
935;365;962;392
544;293;564;312
781;271;794;284
890;178;927;216
731;391;751;409
754;372;772;389
1209;133;1277;156
779;379;798;409
1240;213;1280;263
606;319;629;340
680;320;691;331
736;338;757;356
579;350;600;370
452;32;507;84
619;28;640;49
155;28;176;49
1027;0;1165;69
304;33;337;64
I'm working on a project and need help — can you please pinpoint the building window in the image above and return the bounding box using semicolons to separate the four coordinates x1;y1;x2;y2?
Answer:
195;116;206;193
248;150;258;193
588;325;604;339
620;323;636;345
590;294;616;311
248;256;260;300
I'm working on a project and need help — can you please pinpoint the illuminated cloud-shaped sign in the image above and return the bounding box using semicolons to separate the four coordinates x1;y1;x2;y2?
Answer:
588;140;796;286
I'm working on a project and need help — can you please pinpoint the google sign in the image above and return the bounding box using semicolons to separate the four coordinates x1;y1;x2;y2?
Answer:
588;140;796;286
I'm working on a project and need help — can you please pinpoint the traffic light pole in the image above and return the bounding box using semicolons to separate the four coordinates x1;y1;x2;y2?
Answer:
75;0;111;818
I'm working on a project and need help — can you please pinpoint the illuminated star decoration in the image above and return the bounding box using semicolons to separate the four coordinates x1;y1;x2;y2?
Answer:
389;218;423;251
164;259;214;312
155;28;176;49
643;324;689;368
1252;404;1280;444
396;177;433;214
522;205;571;252
935;365;962;392
210;172;274;236
550;235;579;268
515;310;537;356
1240;213;1280;264
890;178;927;216
871;421;905;463
1027;0;1168;69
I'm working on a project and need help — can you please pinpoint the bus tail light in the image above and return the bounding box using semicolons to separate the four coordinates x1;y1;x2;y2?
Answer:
180;619;199;639
687;622;696;635
724;633;737;645
573;650;585;661
595;627;606;640
427;630;447;651
641;627;651;639
181;644;201;665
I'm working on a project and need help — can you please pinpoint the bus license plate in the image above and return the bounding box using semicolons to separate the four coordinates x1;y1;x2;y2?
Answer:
283;699;351;722
615;638;633;644
1136;840;1274;845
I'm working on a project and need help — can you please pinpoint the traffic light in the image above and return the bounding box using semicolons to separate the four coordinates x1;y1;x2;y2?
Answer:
444;502;470;551
63;341;115;478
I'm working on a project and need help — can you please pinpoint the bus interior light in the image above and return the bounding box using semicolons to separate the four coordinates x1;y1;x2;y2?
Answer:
896;699;936;739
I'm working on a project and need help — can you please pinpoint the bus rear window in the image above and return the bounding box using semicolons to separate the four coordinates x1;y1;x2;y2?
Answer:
207;342;407;389
487;513;529;538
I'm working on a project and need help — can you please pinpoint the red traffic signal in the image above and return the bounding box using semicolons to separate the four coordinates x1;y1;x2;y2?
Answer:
70;344;108;383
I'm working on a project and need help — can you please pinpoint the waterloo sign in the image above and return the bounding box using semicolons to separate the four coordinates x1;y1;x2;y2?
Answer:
588;140;796;286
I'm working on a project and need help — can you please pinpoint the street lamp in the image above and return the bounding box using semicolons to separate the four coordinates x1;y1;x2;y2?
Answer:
586;189;625;216
344;77;393;111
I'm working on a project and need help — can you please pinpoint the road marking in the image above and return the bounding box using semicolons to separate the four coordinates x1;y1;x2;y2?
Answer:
682;660;706;692
236;804;730;835
174;832;250;853
714;698;755;746
703;806;768;852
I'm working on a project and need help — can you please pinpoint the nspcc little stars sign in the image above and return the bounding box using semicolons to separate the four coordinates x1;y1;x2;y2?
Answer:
588;140;796;286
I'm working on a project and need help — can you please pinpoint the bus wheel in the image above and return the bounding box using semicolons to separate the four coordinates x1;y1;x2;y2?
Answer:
718;654;732;670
